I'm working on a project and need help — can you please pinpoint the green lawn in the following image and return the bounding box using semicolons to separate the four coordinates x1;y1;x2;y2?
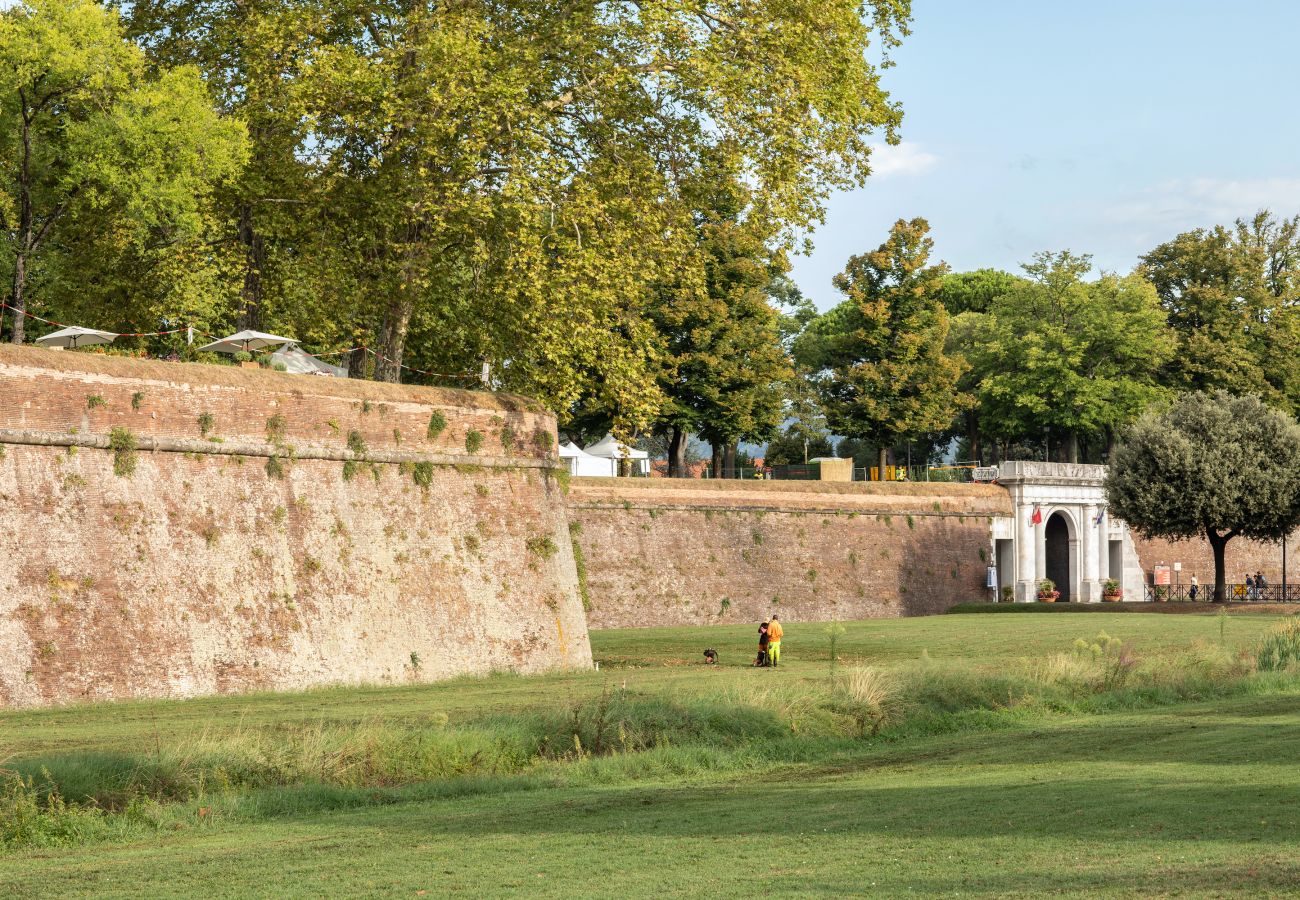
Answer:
3;613;1299;897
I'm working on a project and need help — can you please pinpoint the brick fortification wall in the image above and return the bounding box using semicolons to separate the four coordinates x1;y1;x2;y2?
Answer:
1132;535;1299;592
569;478;1012;628
0;346;590;708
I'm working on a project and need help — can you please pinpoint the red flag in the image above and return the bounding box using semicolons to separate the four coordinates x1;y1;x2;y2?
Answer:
1030;506;1043;525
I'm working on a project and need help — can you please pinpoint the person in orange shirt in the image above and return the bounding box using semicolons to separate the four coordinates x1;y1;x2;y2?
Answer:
767;614;783;667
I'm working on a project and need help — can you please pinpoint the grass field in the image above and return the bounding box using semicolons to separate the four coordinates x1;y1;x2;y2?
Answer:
4;612;1300;897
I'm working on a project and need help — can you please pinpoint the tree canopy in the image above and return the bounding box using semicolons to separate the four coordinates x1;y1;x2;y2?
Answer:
106;0;915;440
1106;391;1300;601
796;217;966;472
959;252;1174;463
1140;211;1300;416
0;0;247;342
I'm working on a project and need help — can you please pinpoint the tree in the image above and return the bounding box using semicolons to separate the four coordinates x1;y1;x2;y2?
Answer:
797;217;967;474
963;252;1174;462
1140;211;1300;415
1106;391;1300;602
0;0;246;342
123;0;912;442
646;171;793;477
764;427;833;466
937;269;1027;315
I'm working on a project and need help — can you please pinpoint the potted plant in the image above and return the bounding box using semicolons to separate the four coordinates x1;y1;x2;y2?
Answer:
1102;579;1122;601
1000;586;1015;603
1037;579;1060;602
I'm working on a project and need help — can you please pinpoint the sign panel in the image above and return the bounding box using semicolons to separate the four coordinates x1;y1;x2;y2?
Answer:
1153;565;1171;586
973;466;999;482
986;566;998;589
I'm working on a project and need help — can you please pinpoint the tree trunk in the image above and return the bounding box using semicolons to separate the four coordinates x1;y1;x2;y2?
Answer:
1063;430;1079;464
8;253;26;344
711;442;723;479
724;443;737;479
10;102;33;345
668;426;688;478
236;204;266;332
966;411;981;464
346;346;368;379
1106;428;1118;462
877;446;888;480
1208;527;1231;602
374;295;413;383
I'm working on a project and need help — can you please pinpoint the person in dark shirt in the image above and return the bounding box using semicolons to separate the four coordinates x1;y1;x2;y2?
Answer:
755;622;770;667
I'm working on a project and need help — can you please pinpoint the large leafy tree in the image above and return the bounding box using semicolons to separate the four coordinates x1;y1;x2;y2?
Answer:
963;252;1173;462
797;217;966;474
649;181;792;477
1107;391;1300;602
123;0;912;438
0;0;246;342
1140;210;1300;415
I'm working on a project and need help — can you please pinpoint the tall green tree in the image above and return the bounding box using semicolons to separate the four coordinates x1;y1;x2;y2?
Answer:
963;252;1173;462
649;178;793;477
1140;210;1300;414
797;217;966;474
1107;391;1300;602
0;0;246;343
124;0;912;440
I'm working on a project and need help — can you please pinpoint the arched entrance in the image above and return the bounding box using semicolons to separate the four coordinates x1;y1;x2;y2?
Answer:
1045;512;1073;602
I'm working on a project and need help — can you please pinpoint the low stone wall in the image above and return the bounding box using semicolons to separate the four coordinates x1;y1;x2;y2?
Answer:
0;346;591;707
568;478;1012;628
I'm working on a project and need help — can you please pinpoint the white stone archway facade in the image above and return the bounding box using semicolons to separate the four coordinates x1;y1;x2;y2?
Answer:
989;462;1146;603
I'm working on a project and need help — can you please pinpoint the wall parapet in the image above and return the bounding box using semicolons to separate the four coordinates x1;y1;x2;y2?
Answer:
0;345;557;465
567;476;1012;518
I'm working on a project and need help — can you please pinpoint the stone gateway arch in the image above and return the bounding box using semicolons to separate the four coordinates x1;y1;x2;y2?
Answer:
991;462;1145;603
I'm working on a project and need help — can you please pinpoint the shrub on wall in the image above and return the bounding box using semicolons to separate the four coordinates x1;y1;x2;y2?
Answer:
427;411;447;441
108;427;137;477
465;429;484;454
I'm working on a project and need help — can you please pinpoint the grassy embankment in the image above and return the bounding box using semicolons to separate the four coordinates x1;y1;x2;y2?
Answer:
4;613;1300;896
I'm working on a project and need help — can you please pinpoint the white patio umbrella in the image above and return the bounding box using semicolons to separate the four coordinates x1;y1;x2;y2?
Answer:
34;326;119;349
198;329;297;354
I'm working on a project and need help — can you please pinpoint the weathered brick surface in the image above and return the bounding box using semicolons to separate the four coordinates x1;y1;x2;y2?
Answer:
569;478;1011;627
0;347;590;708
1132;534;1300;593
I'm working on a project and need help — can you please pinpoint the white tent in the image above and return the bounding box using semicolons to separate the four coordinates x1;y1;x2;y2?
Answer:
583;435;650;476
559;440;616;477
270;344;347;377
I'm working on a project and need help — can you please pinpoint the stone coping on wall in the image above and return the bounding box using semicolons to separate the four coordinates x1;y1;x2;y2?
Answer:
567;477;1012;517
0;344;557;465
0;344;531;408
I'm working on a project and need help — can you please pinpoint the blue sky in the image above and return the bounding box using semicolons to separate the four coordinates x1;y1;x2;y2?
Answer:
789;0;1300;310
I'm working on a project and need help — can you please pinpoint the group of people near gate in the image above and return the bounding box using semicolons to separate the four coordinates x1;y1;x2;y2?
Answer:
1185;571;1271;601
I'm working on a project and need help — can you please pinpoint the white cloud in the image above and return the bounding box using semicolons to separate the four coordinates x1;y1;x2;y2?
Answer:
868;142;939;178
1106;177;1300;232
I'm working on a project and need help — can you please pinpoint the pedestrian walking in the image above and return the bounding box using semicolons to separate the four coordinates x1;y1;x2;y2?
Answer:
1188;574;1199;601
1245;574;1256;601
1257;571;1268;601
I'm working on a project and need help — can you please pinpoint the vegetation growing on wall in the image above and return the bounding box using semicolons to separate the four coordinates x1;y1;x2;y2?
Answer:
108;427;137;477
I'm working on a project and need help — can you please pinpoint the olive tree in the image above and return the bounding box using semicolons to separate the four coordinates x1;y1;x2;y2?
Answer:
1106;391;1300;601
